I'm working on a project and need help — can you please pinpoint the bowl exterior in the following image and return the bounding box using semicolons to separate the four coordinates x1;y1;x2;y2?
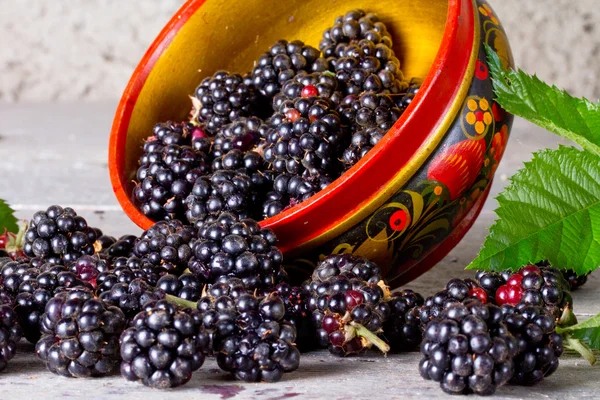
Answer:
284;0;514;287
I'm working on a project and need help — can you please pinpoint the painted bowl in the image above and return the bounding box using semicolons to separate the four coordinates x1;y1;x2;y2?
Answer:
109;0;514;287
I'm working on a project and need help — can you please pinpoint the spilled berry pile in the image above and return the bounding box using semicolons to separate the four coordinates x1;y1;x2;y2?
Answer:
131;9;422;224
0;8;592;396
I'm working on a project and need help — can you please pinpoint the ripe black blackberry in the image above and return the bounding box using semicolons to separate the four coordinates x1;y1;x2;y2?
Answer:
197;291;300;382
99;234;137;261
561;269;589;291
211;149;274;201
273;71;343;112
156;273;204;302
99;278;165;320
410;278;488;330
337;92;403;129
494;264;572;318
381;289;424;352
120;300;209;388
212;117;269;158
501;304;563;385
419;300;517;395
191;71;259;134
1;259;91;343
333;39;406;96
262;96;347;179
305;254;391;356
319;10;393;59
271;282;313;351
187;212;286;291
185;169;261;224
0;303;22;373
262;172;333;218
23;205;99;265
251;39;326;98
395;78;422;110
36;287;126;377
341;126;385;168
133;220;196;276
133;121;211;221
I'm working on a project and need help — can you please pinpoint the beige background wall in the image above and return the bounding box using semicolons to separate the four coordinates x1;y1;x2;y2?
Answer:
1;0;599;103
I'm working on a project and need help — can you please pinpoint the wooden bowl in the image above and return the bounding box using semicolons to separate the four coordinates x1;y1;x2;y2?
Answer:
109;0;514;287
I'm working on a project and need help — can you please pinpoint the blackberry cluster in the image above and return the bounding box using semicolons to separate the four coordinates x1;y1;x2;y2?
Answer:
133;220;196;276
319;10;393;59
197;291;300;382
23;206;99;265
419;300;517;395
212;117;268;158
305;254;391;356
410;278;487;330
99;278;165;320
251;39;326;98
156;273;204;302
133;121;211;220
36;287;126;377
192;71;259;134
187;213;286;291
185;169;261;224
501;304;562;385
1;259;91;343
494;264;572;317
0;303;22;373
381;289;424;352
120;300;209;388
262;96;347;179
273;71;343;112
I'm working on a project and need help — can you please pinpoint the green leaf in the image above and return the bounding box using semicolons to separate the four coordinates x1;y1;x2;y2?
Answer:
0;199;18;234
558;313;600;351
485;44;600;156
466;146;600;275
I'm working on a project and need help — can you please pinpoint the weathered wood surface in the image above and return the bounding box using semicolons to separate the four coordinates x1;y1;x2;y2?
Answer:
0;103;597;399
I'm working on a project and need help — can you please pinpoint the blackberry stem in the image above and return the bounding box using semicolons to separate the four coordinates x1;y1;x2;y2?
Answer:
165;294;197;309
564;335;596;366
349;322;390;354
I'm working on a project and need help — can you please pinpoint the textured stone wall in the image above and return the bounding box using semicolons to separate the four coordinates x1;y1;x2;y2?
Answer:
1;0;599;103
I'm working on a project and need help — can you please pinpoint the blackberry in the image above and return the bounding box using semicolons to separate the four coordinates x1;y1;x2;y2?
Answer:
501;304;563;385
211;149;274;200
319;10;393;59
410;278;488;330
133;122;211;221
263;172;333;217
70;254;112;288
419;300;517;395
273;71;343;112
120;300;209;388
0;303;22;373
251;39;326;98
271;282;313;351
156;273;204;302
476;271;508;302
212;117;268;158
185;169;261;224
262;97;347;178
100;278;165;320
100;234;137;261
197;291;300;382
36;287;126;377
1;259;91;343
341;126;385;168
381;289;424;352
333;39;406;96
187;213;286;291
306;254;391;356
495;264;572;317
561;269;589;291
394;78;422;110
117;255;170;287
192;71;259;134
23;205;99;265
338;92;403;129
133;220;196;276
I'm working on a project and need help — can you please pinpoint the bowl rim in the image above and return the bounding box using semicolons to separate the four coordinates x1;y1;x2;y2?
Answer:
109;0;476;249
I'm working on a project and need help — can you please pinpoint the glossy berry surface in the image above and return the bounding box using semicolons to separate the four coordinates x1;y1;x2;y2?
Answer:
99;278;165;320
120;300;209;388
36;287;126;377
381;289;424;352
0;304;22;373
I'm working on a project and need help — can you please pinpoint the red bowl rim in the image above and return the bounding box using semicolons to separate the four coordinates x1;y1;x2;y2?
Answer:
109;0;476;251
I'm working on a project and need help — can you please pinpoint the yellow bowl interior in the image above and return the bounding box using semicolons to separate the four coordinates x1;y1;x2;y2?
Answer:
122;0;448;182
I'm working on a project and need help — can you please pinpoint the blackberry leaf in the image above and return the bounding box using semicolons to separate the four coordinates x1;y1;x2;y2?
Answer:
466;146;600;276
486;44;600;156
558;312;600;351
0;199;18;234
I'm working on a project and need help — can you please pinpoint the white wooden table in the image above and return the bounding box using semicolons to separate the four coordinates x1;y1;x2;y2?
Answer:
0;103;597;399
